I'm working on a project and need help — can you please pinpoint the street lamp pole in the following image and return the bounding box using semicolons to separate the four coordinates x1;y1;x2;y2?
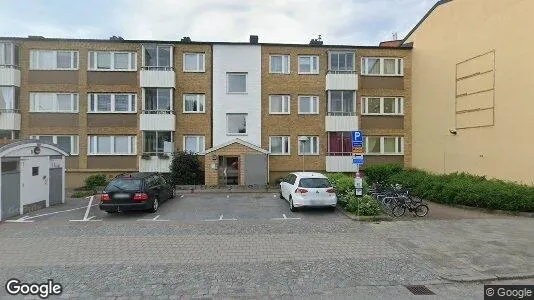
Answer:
298;137;310;172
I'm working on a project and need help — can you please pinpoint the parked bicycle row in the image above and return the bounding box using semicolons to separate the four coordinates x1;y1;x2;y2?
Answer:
369;183;429;217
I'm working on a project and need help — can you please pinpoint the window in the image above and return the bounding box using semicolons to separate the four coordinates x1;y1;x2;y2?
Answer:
183;53;205;72
269;136;290;155
269;55;290;74
0;42;19;67
364;136;404;155
361;97;403;115
31;135;79;155
298;96;319;114
298;56;319;74
143;88;172;113
0;86;19;111
329;52;355;72
361;57;403;76
269;95;290;114
88;94;136;113
227;113;247;135
328;91;355;115
327;132;352;156
30;50;78;70
30;93;78;113
227;73;247;93
298;136;319;155
0;130;18;140
32;167;39;176
143;44;173;70
183;136;205;154
88;51;136;71
299;178;332;188
88;136;136;155
183;94;205;113
143;131;173;154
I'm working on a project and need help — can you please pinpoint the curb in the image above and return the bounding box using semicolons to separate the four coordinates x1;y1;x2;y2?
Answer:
449;204;534;218
337;207;393;222
177;190;277;194
440;273;534;283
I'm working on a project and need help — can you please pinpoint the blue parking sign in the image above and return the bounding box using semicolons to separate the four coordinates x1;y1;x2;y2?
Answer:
351;131;363;143
352;155;364;165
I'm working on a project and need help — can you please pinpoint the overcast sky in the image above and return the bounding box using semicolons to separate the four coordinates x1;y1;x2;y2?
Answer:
0;0;437;45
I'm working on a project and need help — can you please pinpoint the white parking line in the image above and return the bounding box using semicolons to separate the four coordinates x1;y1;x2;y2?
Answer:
271;213;301;220
137;215;170;222
204;214;237;221
6;200;100;223
69;196;102;222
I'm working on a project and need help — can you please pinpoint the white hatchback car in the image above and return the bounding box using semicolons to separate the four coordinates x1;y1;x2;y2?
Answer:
279;172;337;212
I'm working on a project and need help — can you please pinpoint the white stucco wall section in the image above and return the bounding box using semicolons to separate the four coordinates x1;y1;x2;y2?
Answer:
212;44;262;147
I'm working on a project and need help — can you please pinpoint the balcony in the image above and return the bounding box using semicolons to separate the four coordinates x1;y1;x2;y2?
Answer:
140;67;175;87
326;155;359;172
325;112;358;132
139;111;176;131
0;66;21;86
139;155;172;173
0;109;21;130
326;71;358;90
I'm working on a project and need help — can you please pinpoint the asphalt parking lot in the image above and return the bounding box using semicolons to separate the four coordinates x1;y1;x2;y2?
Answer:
4;192;345;223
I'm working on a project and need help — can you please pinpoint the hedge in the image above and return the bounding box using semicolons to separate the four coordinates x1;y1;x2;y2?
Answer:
325;173;378;215
363;164;403;184
370;165;534;212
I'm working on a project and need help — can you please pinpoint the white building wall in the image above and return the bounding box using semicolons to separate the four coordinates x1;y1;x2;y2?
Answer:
212;44;262;146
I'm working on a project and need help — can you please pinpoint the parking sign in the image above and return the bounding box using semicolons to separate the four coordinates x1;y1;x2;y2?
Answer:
351;131;363;143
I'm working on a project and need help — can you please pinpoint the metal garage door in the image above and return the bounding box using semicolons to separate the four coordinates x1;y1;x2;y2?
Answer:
244;154;267;186
49;168;63;206
1;171;20;220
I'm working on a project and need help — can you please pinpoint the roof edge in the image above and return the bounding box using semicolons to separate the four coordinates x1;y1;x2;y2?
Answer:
401;0;453;44
204;138;269;155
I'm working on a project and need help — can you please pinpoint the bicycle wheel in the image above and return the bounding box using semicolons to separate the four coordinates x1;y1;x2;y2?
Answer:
414;204;429;217
392;204;406;217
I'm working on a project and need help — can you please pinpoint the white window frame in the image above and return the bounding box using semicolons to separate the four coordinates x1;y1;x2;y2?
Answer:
269;95;290;114
88;136;137;156
328;51;355;72
142;88;173;113
142;44;173;70
0;42;19;67
183;135;205;154
269;136;290;155
142;131;174;154
361;97;404;115
226;73;247;94
30;135;79;155
364;136;404;155
88;51;137;71
29;93;79;113
328;91;356;115
361;57;404;76
298;55;319;74
29;50;79;70
226;113;247;135
298;136;319;155
183;53;205;72
183;94;205;113
298;96;319;115
87;94;137;113
269;55;290;74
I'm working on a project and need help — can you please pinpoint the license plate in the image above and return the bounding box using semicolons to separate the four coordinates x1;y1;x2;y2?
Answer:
114;193;130;199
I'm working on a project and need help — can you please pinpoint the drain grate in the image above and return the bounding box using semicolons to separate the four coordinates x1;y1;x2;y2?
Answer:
405;285;435;295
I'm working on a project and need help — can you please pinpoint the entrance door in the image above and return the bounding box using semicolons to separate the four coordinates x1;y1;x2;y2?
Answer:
218;156;239;185
244;154;267;186
20;156;50;210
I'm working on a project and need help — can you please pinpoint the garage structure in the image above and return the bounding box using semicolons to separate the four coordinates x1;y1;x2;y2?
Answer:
204;138;269;187
0;139;68;221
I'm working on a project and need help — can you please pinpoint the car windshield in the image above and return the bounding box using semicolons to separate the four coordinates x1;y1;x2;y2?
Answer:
105;179;142;191
298;178;332;188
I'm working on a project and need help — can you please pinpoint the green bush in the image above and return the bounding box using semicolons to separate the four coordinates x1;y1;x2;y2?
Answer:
70;190;94;198
364;164;403;184
170;151;204;185
344;194;381;216
387;169;534;212
85;174;107;190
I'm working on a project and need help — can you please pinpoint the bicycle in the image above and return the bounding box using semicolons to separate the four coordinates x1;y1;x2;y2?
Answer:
391;197;429;217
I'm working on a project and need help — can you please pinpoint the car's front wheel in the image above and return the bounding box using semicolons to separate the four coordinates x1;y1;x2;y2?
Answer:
149;198;159;213
279;190;284;200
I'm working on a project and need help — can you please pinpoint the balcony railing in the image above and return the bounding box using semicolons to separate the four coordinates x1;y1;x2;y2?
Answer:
326;152;354;156
0;65;19;69
327;70;357;74
0;109;20;113
142;66;174;71
327;111;356;117
141;109;174;114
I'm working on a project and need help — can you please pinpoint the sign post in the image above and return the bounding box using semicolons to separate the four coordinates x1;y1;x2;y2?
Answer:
351;131;364;197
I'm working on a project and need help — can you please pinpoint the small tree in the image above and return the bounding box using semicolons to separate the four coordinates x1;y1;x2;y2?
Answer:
169;151;204;185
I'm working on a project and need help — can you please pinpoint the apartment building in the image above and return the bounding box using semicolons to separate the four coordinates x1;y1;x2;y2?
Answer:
0;35;411;188
402;0;533;184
